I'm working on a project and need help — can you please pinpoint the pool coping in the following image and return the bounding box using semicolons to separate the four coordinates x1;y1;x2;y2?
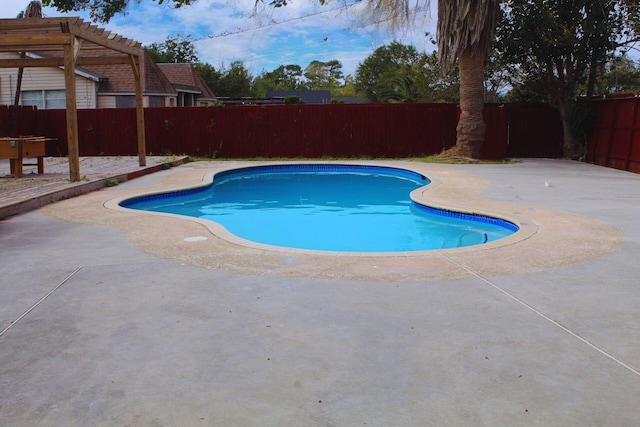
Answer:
105;162;532;256
42;160;624;281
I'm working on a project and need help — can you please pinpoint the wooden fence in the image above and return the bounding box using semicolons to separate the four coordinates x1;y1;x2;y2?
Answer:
1;102;563;161
0;105;38;137
587;95;640;173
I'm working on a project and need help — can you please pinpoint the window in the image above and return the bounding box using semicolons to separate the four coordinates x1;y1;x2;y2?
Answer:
21;90;44;109
21;90;66;109
116;96;135;108
45;90;66;109
148;96;166;107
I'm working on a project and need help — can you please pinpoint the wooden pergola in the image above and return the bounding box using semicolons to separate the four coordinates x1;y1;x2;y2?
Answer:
0;17;146;181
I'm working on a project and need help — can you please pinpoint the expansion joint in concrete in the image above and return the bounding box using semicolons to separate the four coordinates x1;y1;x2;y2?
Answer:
0;266;83;338
437;252;640;378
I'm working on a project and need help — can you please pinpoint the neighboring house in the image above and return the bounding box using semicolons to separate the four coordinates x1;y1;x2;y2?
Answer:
157;63;216;106
0;49;176;109
0;51;100;109
0;38;214;109
266;90;332;104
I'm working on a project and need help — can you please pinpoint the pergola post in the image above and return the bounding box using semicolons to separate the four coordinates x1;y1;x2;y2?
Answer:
63;34;80;182
129;54;146;167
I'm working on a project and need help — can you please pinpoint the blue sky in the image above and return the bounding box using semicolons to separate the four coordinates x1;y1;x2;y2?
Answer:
3;0;437;78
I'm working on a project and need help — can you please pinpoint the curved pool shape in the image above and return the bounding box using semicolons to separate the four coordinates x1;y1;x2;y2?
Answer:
120;164;518;252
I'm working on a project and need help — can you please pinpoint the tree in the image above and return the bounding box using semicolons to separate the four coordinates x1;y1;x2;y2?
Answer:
596;56;640;95
497;0;640;157
378;76;419;103
195;62;223;94
194;61;253;97
355;42;423;102
252;64;304;97
42;0;195;22
216;61;254;97
414;51;460;103
334;75;359;97
304;60;344;91
355;43;461;103
147;35;199;64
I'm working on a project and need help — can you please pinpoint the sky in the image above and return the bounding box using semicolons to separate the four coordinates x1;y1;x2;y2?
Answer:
2;0;437;78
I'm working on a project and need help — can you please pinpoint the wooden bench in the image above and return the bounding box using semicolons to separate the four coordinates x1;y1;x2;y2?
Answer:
0;136;46;178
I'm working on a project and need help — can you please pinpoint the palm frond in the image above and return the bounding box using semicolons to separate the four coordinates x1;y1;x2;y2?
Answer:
437;0;500;72
378;76;418;102
360;0;432;34
17;1;44;18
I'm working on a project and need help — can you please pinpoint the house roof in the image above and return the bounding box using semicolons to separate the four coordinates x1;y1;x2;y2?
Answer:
266;90;332;104
157;63;216;99
82;50;176;95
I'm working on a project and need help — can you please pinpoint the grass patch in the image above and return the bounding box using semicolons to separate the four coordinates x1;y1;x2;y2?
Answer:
188;155;519;164
413;154;520;165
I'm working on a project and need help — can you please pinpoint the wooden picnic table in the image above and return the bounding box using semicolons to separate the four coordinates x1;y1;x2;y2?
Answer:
0;136;47;178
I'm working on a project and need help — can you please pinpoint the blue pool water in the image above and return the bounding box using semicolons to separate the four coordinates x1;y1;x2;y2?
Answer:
121;164;518;252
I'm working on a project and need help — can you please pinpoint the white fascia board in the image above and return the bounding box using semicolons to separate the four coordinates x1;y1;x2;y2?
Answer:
25;51;101;82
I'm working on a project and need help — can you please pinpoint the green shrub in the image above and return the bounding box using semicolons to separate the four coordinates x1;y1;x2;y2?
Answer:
284;96;304;104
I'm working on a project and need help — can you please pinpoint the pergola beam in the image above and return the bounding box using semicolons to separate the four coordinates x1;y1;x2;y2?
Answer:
65;21;140;56
0;56;131;68
0;32;72;48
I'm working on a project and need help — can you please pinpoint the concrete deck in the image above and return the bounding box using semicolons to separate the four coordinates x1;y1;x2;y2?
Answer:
1;158;639;426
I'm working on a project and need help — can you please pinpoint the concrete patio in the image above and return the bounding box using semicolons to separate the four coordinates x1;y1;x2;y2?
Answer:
1;158;639;426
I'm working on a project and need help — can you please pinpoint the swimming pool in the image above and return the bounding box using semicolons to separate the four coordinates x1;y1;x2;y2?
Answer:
120;164;518;252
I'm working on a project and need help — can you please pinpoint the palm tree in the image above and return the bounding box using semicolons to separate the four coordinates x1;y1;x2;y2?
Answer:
363;0;500;158
378;76;419;103
438;1;500;158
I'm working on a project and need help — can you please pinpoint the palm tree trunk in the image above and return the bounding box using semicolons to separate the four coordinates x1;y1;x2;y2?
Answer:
456;47;486;158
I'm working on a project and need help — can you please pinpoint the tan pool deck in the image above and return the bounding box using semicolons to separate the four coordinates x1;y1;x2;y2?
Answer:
1;157;639;426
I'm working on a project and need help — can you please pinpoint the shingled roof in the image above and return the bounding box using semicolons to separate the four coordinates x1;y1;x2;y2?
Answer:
83;50;176;95
157;63;216;99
